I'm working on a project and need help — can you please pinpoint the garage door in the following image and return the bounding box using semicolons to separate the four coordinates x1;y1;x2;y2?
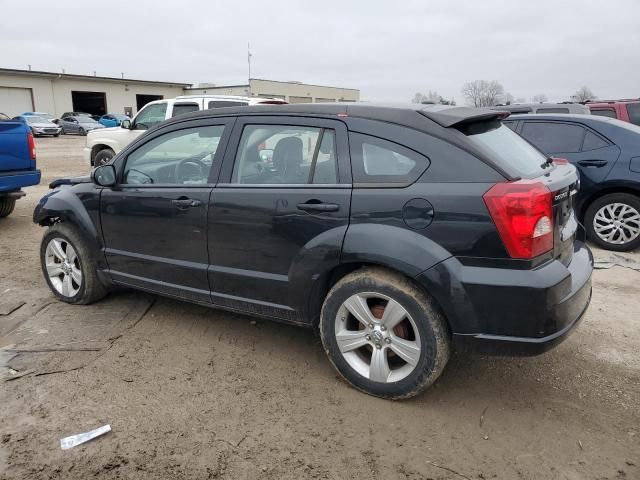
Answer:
0;87;34;117
288;96;312;104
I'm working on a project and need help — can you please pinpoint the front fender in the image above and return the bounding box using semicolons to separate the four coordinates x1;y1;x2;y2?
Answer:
33;185;105;266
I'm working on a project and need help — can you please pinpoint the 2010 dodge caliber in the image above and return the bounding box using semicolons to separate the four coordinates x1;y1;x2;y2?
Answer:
34;103;593;399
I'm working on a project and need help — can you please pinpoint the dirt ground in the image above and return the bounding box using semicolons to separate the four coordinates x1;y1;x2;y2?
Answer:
1;136;638;480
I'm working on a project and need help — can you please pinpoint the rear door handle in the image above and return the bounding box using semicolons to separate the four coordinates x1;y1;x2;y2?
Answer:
297;201;339;212
171;198;201;209
578;159;608;168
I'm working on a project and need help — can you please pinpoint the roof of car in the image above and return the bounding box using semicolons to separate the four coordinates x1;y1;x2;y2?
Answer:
169;102;508;131
504;113;614;123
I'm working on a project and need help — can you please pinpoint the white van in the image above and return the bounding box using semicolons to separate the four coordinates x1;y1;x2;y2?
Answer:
84;95;286;166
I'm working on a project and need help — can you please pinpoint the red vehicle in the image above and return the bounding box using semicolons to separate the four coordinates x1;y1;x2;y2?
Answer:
587;99;640;126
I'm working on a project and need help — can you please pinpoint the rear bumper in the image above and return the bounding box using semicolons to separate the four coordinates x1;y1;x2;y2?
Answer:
0;169;41;193
416;242;593;355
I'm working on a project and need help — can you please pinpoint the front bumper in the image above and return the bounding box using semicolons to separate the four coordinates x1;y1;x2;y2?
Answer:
416;241;593;355
0;170;41;193
33;127;61;135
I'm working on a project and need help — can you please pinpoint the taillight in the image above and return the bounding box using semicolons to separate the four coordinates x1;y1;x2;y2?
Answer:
27;130;36;163
483;180;553;259
552;157;569;165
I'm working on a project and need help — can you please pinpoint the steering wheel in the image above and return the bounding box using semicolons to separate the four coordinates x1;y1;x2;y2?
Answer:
174;157;208;184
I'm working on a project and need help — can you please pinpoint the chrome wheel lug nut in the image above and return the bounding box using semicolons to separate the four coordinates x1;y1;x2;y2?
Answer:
375;343;381;349
365;335;371;341
385;338;391;344
368;324;374;329
380;326;386;332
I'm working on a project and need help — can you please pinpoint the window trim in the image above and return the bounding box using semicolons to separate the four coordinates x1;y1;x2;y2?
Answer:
520;120;586;154
218;115;351;186
114;118;235;188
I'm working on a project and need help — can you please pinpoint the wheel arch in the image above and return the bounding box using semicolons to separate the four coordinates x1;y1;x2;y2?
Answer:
90;143;115;165
578;183;640;220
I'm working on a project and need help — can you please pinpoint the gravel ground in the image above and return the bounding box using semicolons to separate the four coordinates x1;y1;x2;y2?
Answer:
0;136;638;480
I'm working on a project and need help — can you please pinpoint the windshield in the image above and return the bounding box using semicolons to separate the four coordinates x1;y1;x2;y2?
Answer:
26;116;48;124
459;121;546;178
77;116;98;124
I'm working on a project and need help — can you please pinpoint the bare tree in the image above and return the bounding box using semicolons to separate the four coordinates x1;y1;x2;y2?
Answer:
461;80;505;107
412;92;426;103
412;91;441;104
532;94;548;104
573;86;596;102
502;92;515;105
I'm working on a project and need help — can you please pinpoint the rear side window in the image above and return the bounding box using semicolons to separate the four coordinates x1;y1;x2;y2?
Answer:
208;101;248;109
626;103;640;126
458;121;546;177
590;108;617;119
520;122;584;153
504;121;518;131
172;103;200;118
582;131;609;151
349;133;429;185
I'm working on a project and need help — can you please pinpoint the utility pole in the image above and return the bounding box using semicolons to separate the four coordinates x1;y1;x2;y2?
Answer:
247;42;252;96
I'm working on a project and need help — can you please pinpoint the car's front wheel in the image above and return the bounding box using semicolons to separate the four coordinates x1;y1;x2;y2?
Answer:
79;127;86;136
585;193;640;251
320;267;450;400
94;148;115;166
40;223;108;304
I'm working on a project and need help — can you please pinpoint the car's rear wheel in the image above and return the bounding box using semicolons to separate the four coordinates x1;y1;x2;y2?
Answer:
585;193;640;251
94;148;115;166
40;223;108;304
0;198;16;218
320;267;450;400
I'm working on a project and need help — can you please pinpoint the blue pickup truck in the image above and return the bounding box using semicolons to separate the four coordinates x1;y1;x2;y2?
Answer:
0;113;41;217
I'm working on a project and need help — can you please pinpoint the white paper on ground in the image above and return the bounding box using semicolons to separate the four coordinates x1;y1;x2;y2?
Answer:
60;424;111;450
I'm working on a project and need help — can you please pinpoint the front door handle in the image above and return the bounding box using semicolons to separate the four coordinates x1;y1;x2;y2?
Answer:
171;198;201;209
578;159;608;168
297;201;339;212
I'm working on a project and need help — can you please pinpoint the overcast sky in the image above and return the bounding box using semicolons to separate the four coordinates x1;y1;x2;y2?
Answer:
2;0;638;103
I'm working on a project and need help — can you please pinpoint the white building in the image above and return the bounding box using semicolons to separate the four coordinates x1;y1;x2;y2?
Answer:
0;68;361;118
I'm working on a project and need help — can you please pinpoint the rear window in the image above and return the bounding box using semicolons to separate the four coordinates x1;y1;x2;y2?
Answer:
591;108;617;119
458;121;546;177
172;103;200;117
626;103;640;126
536;107;570;114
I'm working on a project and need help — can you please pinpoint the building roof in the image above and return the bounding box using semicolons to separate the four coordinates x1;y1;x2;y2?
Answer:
184;78;359;92
0;67;191;87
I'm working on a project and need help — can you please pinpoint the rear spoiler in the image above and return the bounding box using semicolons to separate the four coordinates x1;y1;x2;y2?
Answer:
419;107;510;128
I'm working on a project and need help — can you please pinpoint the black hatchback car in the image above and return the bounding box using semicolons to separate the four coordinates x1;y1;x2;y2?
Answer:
505;114;640;251
34;104;593;399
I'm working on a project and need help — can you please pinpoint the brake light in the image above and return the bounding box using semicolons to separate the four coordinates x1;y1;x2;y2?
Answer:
27;130;36;163
552;157;569;165
483;180;553;259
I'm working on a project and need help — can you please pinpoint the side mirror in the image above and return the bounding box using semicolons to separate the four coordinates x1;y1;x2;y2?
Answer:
92;165;116;187
52;119;59;124
121;119;131;129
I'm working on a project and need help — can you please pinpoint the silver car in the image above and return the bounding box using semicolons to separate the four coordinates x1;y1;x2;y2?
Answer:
58;115;104;136
14;115;62;137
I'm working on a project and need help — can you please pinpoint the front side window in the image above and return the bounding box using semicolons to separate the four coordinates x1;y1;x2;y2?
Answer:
232;125;337;184
626;103;640;126
123;126;224;185
134;103;167;130
520;122;585;154
172;103;200;118
349;133;429;184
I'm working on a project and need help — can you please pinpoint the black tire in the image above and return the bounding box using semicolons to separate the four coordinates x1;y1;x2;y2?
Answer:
320;267;450;400
60;128;65;135
79;127;86;136
0;198;16;218
40;223;108;304
54;134;59;138
94;148;115;166
585;193;640;252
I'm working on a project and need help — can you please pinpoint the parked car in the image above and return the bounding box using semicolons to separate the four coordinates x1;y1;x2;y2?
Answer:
491;103;590;115
84;95;288;166
587;100;640;126
98;114;130;128
22;112;58;122
504;113;640;251
13;115;61;137
0;113;10;120
35;103;593;399
58;115;104;136
60;112;92;119
0;117;40;217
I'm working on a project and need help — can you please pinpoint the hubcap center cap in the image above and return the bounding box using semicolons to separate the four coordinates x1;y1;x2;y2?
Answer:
371;329;385;343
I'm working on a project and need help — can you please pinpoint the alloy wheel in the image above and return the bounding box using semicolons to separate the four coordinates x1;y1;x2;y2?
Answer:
593;202;640;245
44;237;82;297
334;292;421;383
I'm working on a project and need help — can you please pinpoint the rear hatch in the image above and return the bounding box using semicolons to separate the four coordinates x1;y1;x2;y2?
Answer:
455;117;579;264
0;120;31;171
